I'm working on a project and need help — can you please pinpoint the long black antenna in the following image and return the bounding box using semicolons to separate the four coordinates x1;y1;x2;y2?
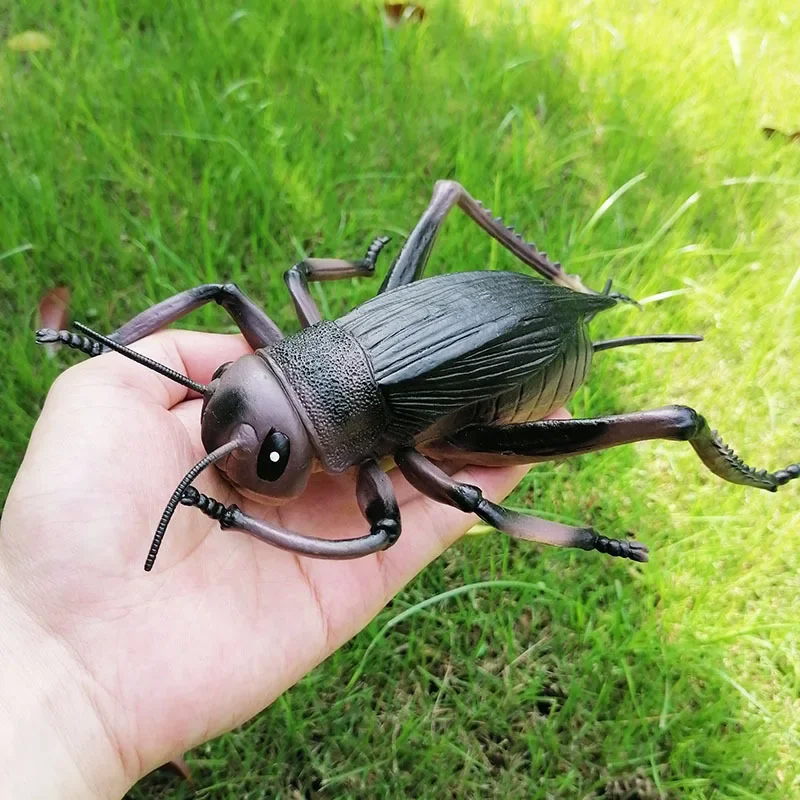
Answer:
144;438;244;572
593;334;703;352
73;322;208;394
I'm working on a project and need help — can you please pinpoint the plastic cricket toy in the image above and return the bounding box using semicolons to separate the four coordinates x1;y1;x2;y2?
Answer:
36;181;800;572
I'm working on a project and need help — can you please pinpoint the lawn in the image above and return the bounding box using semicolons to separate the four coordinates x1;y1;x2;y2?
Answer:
2;0;799;797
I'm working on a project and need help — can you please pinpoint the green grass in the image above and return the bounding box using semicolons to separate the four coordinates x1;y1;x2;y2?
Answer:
2;0;800;797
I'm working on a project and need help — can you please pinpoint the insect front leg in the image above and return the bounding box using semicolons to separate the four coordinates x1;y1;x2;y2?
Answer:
394;447;647;562
178;459;401;559
381;180;593;294
284;236;391;327
36;283;283;356
432;406;800;492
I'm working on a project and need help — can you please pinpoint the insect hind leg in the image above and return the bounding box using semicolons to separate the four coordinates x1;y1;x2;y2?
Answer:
381;180;596;294
433;406;799;492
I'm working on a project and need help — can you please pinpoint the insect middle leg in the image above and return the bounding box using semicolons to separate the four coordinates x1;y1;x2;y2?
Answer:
284;236;391;327
380;180;593;294
394;447;647;562
37;283;283;355
431;405;800;492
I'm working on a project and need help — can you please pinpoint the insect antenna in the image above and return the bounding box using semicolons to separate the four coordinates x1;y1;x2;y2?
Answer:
73;322;208;394
593;334;703;352
144;438;244;572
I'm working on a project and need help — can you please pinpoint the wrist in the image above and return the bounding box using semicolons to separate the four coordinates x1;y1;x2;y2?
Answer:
0;582;131;800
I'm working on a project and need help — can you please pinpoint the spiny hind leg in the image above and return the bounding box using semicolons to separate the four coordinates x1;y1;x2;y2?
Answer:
431;406;799;491
380;180;594;293
394;447;647;562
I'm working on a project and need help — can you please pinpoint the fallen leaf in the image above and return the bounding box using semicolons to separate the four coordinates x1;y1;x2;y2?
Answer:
38;286;70;358
384;3;426;27
39;286;70;329
7;31;53;52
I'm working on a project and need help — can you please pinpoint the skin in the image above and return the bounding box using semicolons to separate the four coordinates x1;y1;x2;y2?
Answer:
0;328;568;798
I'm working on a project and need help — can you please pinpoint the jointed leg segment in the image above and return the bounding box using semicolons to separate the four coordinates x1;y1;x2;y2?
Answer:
380;180;594;294
284;236;392;327
438;405;799;492
394;447;648;562
180;459;401;559
36;283;283;354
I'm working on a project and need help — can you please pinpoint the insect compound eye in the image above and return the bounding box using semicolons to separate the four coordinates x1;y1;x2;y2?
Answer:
211;361;233;381
256;429;291;481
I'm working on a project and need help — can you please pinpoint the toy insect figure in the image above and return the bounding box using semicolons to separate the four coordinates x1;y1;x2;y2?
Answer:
36;180;799;572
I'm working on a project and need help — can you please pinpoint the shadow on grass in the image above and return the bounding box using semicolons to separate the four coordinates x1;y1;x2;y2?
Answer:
0;1;791;798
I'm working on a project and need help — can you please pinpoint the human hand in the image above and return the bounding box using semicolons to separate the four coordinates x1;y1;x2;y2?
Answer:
0;330;567;798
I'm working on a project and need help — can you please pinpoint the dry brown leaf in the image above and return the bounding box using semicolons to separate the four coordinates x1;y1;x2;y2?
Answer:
38;287;70;358
384;3;426;27
38;286;70;330
7;31;53;52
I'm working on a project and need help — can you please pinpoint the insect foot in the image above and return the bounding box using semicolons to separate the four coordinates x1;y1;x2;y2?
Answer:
589;534;649;563
181;486;238;528
773;463;800;486
35;327;103;356
363;235;392;270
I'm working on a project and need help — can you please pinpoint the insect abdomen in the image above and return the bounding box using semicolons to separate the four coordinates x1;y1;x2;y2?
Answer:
408;322;593;449
487;322;593;425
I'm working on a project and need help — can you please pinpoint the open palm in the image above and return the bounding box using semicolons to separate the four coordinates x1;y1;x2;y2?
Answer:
0;329;564;789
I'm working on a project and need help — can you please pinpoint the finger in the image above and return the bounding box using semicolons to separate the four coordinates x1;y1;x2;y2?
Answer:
48;331;253;409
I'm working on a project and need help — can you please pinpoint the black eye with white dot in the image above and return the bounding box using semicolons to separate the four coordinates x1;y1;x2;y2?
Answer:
257;430;291;481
